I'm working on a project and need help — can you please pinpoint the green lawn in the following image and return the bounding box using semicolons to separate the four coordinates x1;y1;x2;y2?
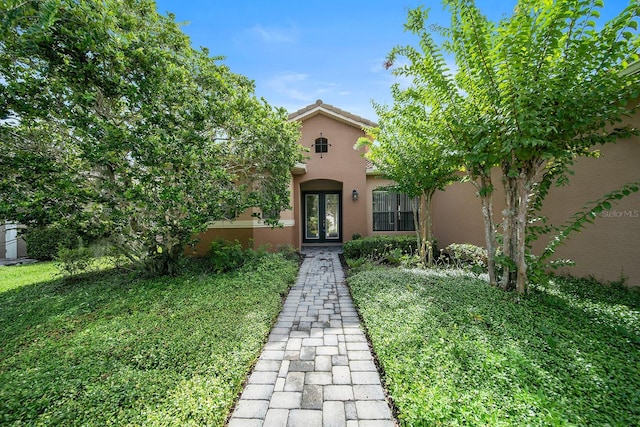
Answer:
0;255;298;426
348;267;640;426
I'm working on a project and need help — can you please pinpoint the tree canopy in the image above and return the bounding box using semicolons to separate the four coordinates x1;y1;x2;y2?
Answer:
0;0;302;274
384;0;639;292
360;88;460;266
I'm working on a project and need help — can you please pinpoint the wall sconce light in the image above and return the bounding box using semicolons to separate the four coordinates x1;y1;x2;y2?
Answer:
352;189;359;201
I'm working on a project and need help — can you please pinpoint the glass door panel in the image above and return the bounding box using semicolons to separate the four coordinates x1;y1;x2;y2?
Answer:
303;191;341;243
305;194;320;240
325;193;340;239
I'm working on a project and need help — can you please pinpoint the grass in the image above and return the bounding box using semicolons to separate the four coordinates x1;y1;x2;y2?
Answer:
348;267;640;426
0;262;60;292
0;255;298;426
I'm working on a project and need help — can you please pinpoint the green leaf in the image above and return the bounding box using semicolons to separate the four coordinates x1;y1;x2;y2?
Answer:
1;0;302;275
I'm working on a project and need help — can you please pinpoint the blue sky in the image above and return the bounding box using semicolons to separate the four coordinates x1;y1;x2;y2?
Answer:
154;0;631;121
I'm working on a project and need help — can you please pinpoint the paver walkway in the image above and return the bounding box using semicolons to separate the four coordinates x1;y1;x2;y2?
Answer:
228;246;395;427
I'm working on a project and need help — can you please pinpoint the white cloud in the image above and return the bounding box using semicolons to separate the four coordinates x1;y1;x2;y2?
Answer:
272;72;308;84
266;72;343;104
248;24;297;44
266;72;312;102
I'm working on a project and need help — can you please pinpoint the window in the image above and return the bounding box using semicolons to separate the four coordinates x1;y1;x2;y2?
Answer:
372;190;417;231
314;137;329;153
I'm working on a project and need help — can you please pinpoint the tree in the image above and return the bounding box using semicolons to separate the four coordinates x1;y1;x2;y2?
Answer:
358;87;460;266
0;0;302;274
385;7;502;285
385;0;639;292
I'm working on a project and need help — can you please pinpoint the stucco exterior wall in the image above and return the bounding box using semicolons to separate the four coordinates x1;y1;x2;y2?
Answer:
187;227;255;256
292;113;369;247
536;136;640;285
432;169;505;249
189;177;297;256
253;226;297;250
430;137;640;286
188;222;297;256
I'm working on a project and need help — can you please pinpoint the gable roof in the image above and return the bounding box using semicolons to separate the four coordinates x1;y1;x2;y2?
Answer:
288;99;377;129
620;59;640;76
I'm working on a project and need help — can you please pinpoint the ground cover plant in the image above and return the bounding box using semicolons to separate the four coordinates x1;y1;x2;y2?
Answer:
0;255;298;426
348;266;640;426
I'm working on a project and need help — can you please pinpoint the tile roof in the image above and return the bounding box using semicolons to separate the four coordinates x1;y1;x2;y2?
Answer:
365;158;375;169
288;99;378;129
620;59;640;76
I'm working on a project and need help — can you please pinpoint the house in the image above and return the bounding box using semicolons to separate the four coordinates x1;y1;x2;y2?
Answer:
192;98;640;286
2;97;636;286
189;99;406;253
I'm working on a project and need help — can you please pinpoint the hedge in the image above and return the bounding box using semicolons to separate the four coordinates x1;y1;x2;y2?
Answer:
343;235;420;260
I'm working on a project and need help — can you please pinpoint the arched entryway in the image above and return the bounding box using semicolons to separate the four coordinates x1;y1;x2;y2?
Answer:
300;179;343;244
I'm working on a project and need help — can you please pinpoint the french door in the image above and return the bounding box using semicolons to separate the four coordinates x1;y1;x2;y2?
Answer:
303;192;342;243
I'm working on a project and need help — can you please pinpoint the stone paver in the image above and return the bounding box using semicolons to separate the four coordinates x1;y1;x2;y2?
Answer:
229;246;396;426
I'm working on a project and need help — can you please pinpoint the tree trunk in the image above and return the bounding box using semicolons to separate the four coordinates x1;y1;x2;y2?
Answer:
144;240;184;276
420;190;434;267
502;163;534;294
413;205;421;262
515;172;532;294
501;173;518;291
478;174;498;286
415;191;434;266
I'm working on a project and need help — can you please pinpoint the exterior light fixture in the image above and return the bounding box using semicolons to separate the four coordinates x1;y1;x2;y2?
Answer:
352;189;359;201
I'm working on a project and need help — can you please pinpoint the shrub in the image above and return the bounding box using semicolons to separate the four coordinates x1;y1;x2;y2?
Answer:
343;235;434;262
55;246;96;278
351;233;362;240
22;225;77;260
243;243;273;271
276;244;301;262
445;243;488;270
400;253;423;269
385;247;404;265
345;257;375;274
208;240;244;273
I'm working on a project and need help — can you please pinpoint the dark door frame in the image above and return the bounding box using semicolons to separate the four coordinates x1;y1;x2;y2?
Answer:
302;191;343;243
